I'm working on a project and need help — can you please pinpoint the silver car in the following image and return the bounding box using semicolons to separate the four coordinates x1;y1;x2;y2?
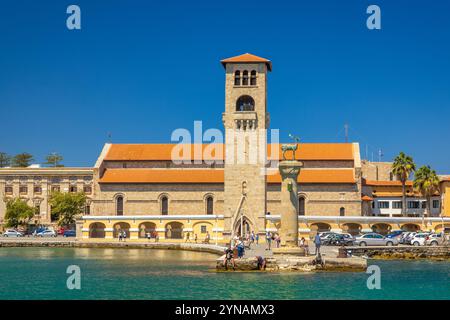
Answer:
2;230;24;237
354;233;398;246
425;233;447;246
36;230;57;237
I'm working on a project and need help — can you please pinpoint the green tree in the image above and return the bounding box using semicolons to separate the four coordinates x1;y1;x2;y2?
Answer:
4;198;35;228
0;152;10;167
392;152;416;216
413;166;440;219
11;153;34;167
45;152;64;167
49;192;86;227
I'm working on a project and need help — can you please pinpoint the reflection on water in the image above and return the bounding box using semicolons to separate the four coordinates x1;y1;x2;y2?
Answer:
0;248;448;300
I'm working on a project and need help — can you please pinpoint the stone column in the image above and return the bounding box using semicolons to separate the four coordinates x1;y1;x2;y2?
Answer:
278;160;303;247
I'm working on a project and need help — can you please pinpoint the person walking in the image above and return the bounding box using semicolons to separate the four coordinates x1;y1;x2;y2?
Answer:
237;239;245;258
256;233;259;245
185;232;190;243
265;231;272;250
118;229;122;242
314;233;321;255
276;234;281;248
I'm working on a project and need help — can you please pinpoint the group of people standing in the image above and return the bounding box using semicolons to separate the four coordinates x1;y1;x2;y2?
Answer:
117;230;127;241
185;231;210;244
264;231;281;250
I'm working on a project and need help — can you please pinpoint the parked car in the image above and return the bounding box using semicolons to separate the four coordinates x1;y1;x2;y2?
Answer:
36;230;57;237
63;230;76;237
403;232;418;245
399;232;413;244
57;228;67;236
2;230;24;237
425;233;446;246
324;233;355;246
386;230;405;239
32;227;48;236
318;232;335;241
354;233;398;246
410;233;430;246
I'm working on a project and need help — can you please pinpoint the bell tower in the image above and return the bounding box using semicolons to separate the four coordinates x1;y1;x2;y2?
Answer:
221;53;272;238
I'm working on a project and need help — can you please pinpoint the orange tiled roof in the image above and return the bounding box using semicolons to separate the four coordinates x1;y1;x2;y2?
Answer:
99;168;355;184
221;53;272;71
104;144;223;161
268;143;354;161
364;180;413;186
267;169;355;184
104;143;354;161
99;169;224;184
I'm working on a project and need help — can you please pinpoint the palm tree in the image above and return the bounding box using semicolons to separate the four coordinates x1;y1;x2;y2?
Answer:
413;166;440;221
392;152;416;216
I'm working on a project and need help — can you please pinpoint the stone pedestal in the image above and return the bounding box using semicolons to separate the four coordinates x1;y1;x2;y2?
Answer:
278;160;303;247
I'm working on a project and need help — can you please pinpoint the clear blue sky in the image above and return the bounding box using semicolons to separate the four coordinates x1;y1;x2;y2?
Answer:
1;0;449;173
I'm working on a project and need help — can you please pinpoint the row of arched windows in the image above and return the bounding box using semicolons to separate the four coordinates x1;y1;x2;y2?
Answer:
115;195;214;216
234;70;257;86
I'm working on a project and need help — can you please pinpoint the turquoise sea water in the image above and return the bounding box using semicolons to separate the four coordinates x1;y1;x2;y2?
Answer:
0;248;448;300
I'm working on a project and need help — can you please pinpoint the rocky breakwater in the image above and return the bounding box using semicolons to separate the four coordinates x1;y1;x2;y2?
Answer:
341;246;450;261
216;255;367;272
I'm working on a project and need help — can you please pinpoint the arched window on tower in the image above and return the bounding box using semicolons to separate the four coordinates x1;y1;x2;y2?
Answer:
250;70;257;86
242;70;249;85
206;196;214;215
161;196;168;215
236;95;255;112
340;207;345;216
116;196;123;216
234;71;241;86
298;196;305;216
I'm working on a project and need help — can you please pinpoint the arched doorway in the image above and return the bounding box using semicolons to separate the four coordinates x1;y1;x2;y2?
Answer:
309;223;331;238
165;222;183;239
89;222;105;238
371;223;391;235
234;216;253;237
113;222;130;238
342;223;362;236
138;222;156;238
401;223;420;232
434;223;450;233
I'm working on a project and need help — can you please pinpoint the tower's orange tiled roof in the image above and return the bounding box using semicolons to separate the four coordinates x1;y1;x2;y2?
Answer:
104;143;354;161
221;53;272;71
99;168;355;184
